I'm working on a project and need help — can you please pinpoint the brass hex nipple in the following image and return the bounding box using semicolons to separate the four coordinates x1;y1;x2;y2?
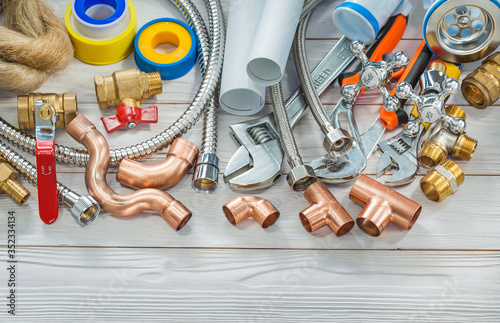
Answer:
461;53;500;109
0;159;30;205
223;196;280;228
94;68;162;109
349;175;422;237
420;159;464;202
17;93;77;130
418;106;478;168
299;181;354;236
116;138;199;189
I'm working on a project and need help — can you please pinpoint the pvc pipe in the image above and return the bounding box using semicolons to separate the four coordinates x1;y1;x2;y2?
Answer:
219;0;265;116
246;0;305;86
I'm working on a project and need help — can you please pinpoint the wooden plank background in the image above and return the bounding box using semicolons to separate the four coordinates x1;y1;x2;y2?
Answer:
0;0;499;321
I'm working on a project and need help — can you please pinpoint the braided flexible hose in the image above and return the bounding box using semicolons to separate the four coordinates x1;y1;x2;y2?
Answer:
0;0;225;166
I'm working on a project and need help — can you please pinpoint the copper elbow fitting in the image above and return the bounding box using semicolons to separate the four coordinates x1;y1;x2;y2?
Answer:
223;196;280;228
17;93;77;130
419;106;477;168
66;115;192;230
349;175;422;237
299;181;354;236
116;139;199;189
461;53;500;109
421;159;464;202
94;68;162;110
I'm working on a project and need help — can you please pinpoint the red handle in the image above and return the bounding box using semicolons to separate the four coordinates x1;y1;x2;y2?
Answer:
36;138;58;224
101;104;158;133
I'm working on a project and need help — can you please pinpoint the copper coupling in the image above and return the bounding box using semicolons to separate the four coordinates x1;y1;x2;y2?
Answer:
94;68;162;110
66;115;192;230
17;93;77;130
0;158;30;205
299;181;354;236
419;106;478;168
421;159;464;202
461;52;500;109
223;196;280;228
117;139;199;189
349;175;422;237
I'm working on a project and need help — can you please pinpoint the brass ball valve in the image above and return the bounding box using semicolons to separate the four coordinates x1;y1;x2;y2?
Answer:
17;93;77;130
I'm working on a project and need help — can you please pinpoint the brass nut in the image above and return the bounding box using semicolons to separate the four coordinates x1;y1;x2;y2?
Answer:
17;93;77;130
461;52;500;109
420;159;464;202
0;161;31;205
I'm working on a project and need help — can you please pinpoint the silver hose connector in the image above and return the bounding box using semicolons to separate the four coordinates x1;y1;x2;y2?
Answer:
192;152;219;193
0;141;100;225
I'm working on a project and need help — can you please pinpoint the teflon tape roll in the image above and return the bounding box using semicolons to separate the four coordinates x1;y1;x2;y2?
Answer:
134;18;197;80
65;0;137;65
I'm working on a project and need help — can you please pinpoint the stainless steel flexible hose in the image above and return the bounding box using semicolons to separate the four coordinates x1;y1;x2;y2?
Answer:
0;0;225;166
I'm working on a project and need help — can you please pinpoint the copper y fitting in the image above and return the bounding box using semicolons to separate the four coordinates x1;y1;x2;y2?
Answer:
66;115;192;230
17;93;77;130
223;196;280;228
299;181;354;236
94;68;162;110
116;139;199;189
461;52;500;109
420;159;464;202
349;175;422;237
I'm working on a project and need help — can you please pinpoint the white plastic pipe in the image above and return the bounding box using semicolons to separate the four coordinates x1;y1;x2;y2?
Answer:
246;0;305;86
219;0;266;116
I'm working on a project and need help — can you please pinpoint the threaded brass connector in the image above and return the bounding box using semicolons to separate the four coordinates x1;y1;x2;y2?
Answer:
420;159;464;202
17;93;77;130
0;159;30;205
461;53;500;109
94;68;162;110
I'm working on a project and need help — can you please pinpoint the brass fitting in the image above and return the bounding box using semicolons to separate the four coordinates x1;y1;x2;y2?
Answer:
0;158;30;205
299;181;354;236
420;159;464;202
461;52;500;109
17;93;77;130
223;196;280;228
349;175;422;237
418;106;478;168
94;68;162;110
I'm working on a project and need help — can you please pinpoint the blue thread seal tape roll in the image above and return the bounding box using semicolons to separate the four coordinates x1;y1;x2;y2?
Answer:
73;0;126;25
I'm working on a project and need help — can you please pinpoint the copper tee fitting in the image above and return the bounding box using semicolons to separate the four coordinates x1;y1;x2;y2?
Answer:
420;159;464;202
116;139;199;189
461;52;500;109
349;175;422;237
66;115;192;230
17;93;77;130
419;106;478;168
223;196;280;228
94;68;162;110
0;158;31;205
299;181;354;236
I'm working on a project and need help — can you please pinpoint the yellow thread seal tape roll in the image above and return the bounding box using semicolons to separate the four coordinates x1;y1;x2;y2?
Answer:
65;0;137;65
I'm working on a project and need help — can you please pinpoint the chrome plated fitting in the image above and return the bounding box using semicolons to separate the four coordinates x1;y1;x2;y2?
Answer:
192;152;219;193
420;159;464;202
323;128;353;158
287;165;317;192
58;185;100;225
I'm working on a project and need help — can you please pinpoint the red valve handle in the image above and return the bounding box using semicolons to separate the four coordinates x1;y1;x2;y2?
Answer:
36;138;58;224
101;104;159;133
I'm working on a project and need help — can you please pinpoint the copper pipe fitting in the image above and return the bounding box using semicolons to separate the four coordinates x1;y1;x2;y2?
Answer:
349;175;422;237
94;68;162;110
419;106;477;168
223;196;280;228
299;181;354;236
116;139;199;189
421;159;464;202
0;158;31;205
66;115;191;230
17;93;77;130
461;53;500;109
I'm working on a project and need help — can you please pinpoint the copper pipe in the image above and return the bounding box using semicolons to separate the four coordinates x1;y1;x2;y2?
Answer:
349;175;421;237
66;115;192;230
116;139;199;189
299;181;354;236
223;196;280;228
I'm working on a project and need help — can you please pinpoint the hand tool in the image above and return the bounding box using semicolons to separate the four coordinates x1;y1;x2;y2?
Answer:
224;15;406;191
35;100;59;224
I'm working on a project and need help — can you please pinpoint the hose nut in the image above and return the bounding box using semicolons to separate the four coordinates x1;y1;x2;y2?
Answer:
323;128;353;158
420;159;464;202
192;153;219;193
286;165;317;191
299;181;354;236
0;159;30;205
223;196;280;228
17;93;77;130
461;53;500;109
